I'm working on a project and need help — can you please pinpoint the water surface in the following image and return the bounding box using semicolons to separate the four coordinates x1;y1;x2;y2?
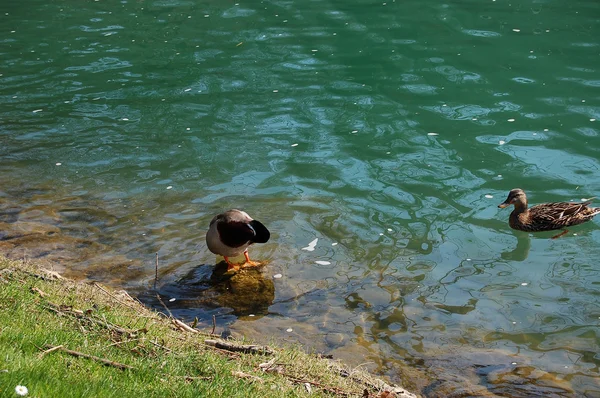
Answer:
1;0;600;395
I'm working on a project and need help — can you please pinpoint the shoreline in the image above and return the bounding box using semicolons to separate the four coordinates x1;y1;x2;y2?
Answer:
0;255;418;398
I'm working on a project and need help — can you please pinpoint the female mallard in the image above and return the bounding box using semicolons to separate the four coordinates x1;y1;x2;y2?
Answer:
206;209;270;270
498;188;600;238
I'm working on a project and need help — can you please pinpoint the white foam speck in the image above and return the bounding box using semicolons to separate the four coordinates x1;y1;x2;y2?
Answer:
186;128;190;131
543;128;548;131
122;118;129;121
591;119;596;122
351;130;358;134
311;49;318;52
573;233;578;236
507;118;515;122
273;89;279;93
512;28;521;32
291;143;298;147
499;140;506;145
169;298;176;302
32;109;42;113
387;228;393;232
379;233;384;236
427;132;439;136
166;186;173;190
302;238;318;251
521;282;528;286
331;242;338;246
466;258;471;261
315;260;331;265
56;162;62;166
273;273;282;279
249;314;255;317
511;362;517;365
286;328;293;332
184;88;191;92
485;194;493;199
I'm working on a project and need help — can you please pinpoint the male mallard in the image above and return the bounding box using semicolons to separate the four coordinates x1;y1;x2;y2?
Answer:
206;209;270;270
498;188;600;238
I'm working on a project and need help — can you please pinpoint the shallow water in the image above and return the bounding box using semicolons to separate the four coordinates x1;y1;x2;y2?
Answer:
2;0;600;395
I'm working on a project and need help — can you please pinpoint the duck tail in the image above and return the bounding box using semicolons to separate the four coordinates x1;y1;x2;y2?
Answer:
250;220;270;243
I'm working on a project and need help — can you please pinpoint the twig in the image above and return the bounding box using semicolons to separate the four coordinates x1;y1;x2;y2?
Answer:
211;315;216;335
232;371;264;384
38;344;63;358
283;374;350;396
172;319;199;333
149;339;172;353
156;294;174;318
92;282;140;311
43;344;134;370
204;339;273;355
31;287;47;298
44;302;135;337
106;338;142;348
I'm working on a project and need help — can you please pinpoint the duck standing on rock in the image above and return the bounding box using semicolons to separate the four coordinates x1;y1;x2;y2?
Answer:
498;188;600;238
206;209;270;270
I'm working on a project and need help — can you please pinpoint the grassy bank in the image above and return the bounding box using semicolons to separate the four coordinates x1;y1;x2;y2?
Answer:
0;257;415;398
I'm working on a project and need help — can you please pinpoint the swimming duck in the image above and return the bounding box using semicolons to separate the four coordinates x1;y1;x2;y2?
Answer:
206;209;270;270
498;188;600;238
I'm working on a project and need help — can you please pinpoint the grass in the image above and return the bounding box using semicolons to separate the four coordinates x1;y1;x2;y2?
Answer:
0;256;412;398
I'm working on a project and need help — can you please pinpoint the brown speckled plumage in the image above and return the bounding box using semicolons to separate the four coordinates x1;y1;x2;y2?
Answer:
498;188;600;232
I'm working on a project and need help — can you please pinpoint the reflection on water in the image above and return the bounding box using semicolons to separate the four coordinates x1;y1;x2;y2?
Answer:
2;0;600;395
501;231;531;262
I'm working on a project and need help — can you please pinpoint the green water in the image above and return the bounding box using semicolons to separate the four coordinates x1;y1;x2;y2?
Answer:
2;0;600;395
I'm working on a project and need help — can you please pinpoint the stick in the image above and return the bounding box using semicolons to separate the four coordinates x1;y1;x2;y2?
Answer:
211;315;216;335
156;294;174;318
204;339;273;355
43;345;134;370
44;302;134;337
38;344;63;358
93;282;141;311
283;375;350;396
232;371;264;384
172;319;198;333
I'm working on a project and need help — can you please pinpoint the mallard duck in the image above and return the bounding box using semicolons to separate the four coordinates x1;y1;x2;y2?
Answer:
206;209;270;270
498;188;600;238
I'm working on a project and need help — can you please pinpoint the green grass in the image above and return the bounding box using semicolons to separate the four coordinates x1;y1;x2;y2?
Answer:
0;257;407;398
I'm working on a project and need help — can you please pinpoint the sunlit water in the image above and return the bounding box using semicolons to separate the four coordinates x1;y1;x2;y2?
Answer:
1;0;600;395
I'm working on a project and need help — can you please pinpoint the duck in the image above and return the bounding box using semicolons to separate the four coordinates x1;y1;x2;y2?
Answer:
498;188;600;238
206;209;270;270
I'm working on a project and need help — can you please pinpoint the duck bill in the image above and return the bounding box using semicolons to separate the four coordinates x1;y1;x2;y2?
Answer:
498;202;510;208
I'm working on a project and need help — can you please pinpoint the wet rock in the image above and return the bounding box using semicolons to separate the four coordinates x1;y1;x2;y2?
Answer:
206;265;275;316
487;365;574;396
325;332;345;348
152;263;276;317
0;221;60;240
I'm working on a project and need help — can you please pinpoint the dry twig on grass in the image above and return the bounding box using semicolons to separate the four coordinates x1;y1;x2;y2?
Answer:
232;371;264;384
204;339;274;355
42;344;134;370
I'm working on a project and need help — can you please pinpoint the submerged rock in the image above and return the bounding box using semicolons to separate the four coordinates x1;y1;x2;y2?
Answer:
152;262;275;317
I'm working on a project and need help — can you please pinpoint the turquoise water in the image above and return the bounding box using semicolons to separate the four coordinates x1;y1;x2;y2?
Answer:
2;0;600;395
